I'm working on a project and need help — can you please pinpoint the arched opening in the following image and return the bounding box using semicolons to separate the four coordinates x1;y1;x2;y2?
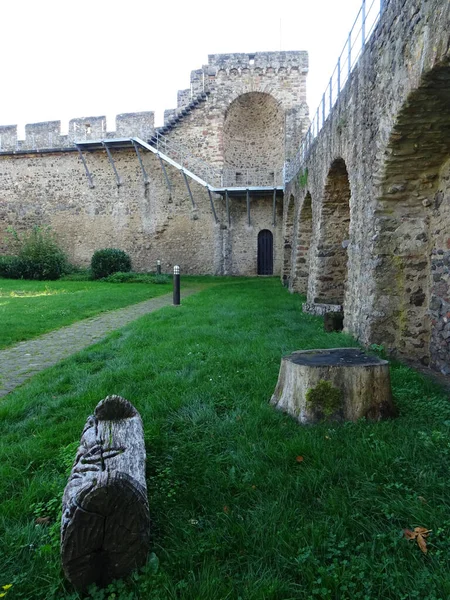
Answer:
293;192;313;294
223;92;284;187
257;230;273;275
373;64;450;371
313;159;351;305
282;195;295;287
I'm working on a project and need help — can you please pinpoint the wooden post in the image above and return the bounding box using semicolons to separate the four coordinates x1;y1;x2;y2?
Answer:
271;348;396;424
61;395;150;591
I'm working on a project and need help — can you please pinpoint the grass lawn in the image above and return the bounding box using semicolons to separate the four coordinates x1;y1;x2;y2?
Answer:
0;278;449;599
0;278;173;350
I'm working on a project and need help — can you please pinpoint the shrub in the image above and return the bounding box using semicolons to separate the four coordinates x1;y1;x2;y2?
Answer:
101;271;171;284
90;248;132;280
60;268;91;282
0;255;27;279
0;226;67;280
151;273;170;284
102;271;136;283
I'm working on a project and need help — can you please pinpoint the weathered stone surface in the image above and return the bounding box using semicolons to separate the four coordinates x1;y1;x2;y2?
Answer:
285;0;450;375
270;348;396;424
61;396;150;591
0;52;308;278
303;302;343;316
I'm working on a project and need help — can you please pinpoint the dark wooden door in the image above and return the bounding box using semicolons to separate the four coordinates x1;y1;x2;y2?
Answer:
257;230;273;275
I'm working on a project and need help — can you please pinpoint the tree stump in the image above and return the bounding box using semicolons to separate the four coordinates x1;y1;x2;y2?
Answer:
61;395;150;591
270;348;396;424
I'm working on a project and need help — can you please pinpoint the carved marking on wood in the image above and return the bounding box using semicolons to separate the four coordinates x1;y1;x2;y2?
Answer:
61;395;150;591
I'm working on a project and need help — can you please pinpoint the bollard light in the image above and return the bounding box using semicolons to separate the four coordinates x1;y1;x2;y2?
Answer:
173;265;180;306
156;259;161;275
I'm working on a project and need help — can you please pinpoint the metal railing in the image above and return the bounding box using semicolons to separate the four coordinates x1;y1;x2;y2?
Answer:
151;131;283;188
285;0;386;182
150;131;223;188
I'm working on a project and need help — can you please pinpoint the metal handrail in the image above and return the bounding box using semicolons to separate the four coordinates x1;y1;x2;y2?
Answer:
150;131;223;188
285;0;386;182
151;131;283;189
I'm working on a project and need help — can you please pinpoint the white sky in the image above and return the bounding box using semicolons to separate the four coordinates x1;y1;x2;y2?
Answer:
2;0;364;137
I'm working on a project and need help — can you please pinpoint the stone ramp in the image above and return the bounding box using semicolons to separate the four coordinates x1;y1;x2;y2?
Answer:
0;288;198;398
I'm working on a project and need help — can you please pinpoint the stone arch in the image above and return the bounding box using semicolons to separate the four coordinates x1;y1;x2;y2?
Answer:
312;159;351;305
223;92;284;187
282;195;296;287
292;191;313;294
373;63;450;371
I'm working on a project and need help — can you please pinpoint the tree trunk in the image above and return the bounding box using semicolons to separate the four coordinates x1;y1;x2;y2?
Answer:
61;395;150;591
270;348;396;424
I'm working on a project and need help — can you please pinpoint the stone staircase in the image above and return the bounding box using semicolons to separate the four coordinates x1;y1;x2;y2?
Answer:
149;91;210;143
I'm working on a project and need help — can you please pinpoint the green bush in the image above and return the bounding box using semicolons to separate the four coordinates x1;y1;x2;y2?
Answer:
102;271;136;283
90;248;132;280
0;255;24;278
0;226;67;280
102;271;170;284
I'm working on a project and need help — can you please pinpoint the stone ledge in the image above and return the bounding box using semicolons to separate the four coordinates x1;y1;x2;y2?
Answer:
302;302;343;316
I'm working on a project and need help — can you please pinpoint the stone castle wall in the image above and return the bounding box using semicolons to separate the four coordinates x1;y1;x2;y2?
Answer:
159;51;309;179
0;113;155;152
0;51;305;277
285;0;450;374
0;149;215;274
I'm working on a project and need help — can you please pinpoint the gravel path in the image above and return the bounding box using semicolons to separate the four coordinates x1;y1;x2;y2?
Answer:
0;288;199;398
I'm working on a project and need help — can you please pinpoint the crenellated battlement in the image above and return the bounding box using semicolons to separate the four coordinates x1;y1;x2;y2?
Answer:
0;111;155;153
208;51;308;73
163;51;308;125
0;51;308;152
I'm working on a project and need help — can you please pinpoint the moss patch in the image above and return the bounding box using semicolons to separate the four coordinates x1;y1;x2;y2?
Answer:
306;379;342;419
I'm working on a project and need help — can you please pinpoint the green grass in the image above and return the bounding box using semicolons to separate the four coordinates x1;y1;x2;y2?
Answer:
1;279;450;599
0;278;172;349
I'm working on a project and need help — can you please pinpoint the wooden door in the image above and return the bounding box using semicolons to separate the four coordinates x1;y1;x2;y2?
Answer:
257;230;273;275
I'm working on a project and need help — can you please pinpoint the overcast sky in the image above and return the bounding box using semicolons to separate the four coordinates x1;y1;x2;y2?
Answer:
2;0;366;137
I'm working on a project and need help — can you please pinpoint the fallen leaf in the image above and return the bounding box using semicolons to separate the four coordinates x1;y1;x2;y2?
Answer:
223;506;229;513
404;526;431;553
35;517;50;526
416;533;428;554
296;456;304;463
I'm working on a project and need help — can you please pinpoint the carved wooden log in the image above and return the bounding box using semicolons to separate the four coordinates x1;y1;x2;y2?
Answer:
270;348;397;424
61;395;150;591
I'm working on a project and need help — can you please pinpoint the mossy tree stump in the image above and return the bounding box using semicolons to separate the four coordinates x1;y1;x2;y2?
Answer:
61;395;150;591
270;348;396;424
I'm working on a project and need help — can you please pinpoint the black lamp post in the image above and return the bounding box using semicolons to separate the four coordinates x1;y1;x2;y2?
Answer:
173;265;180;305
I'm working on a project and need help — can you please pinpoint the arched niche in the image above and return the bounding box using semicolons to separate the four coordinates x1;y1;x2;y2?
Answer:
223;92;284;187
282;195;295;287
373;64;450;371
292;192;313;295
313;159;351;306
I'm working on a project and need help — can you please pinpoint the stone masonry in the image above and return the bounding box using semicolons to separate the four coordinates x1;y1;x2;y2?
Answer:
285;0;450;375
0;51;308;278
